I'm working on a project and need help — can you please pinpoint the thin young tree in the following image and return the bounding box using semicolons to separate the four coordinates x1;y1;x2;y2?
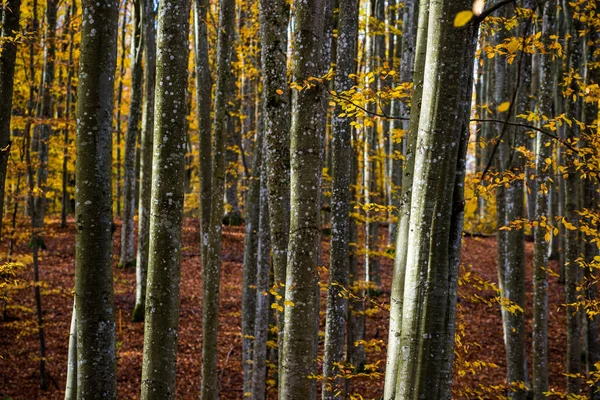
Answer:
0;0;21;237
132;0;157;322
74;0;119;395
140;0;190;397
322;1;359;398
120;0;144;269
280;0;327;397
201;0;236;398
532;0;556;396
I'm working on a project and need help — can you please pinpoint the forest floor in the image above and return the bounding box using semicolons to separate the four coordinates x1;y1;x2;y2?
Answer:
0;218;569;399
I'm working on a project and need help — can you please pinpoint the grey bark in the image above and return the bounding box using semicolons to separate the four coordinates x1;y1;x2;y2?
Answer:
242;133;262;394
193;0;212;264
0;0;21;238
251;140;270;400
139;0;190;398
132;0;157;323
383;1;428;397
390;0;477;397
258;0;290;372
65;298;77;400
532;1;556;397
114;11;128;218
120;0;144;269
201;0;236;398
322;1;359;398
279;0;326;398
74;0;119;395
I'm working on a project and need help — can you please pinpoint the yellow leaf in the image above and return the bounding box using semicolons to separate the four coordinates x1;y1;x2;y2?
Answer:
497;102;511;112
276;89;284;95
454;10;474;27
506;38;519;54
284;300;295;307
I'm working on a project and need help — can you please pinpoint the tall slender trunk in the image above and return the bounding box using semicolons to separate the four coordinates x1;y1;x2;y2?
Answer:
322;1;359;398
120;0;144;269
251;141;271;400
390;0;477;396
0;0;21;237
383;1;428;397
74;0;119;395
259;0;290;375
242;133;262;394
279;0;326;398
114;10;128;218
201;0;236;398
64;298;77;400
193;0;212;264
139;0;190;397
132;0;157;322
61;0;76;228
532;1;556;397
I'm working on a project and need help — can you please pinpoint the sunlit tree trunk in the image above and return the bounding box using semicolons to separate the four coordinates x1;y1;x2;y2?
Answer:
132;0;157;322
259;0;290;373
139;0;190;398
322;1;359;398
0;0;21;237
383;1;428;397
390;0;477;396
201;0;235;398
120;0;143;269
280;0;326;397
64;298;76;400
74;0;119;395
532;1;556;397
114;12;128;218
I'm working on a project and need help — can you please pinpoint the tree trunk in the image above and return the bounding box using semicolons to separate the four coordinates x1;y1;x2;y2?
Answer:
64;298;77;400
383;1;428;397
193;0;212;264
132;0;157;322
201;0;235;398
242;133;262;394
532;1;556;397
120;0;144;269
0;0;21;238
139;0;190;397
251;140;271;400
390;0;477;396
114;11;128;218
259;0;290;375
279;0;326;398
74;0;119;395
322;1;359;398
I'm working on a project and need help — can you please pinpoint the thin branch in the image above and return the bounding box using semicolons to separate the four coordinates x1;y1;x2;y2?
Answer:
476;0;517;23
471;119;577;151
327;90;410;121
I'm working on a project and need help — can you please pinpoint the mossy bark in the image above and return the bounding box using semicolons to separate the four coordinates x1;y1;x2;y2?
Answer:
139;0;190;398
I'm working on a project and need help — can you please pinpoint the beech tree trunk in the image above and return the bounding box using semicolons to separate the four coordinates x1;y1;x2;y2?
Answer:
532;1;556;397
0;0;21;237
139;0;190;398
322;1;359;398
120;0;143;269
132;0;157;322
387;0;477;397
201;0;235;398
280;0;326;397
74;0;119;395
